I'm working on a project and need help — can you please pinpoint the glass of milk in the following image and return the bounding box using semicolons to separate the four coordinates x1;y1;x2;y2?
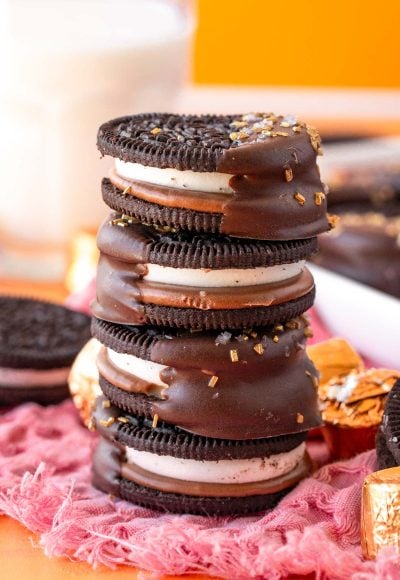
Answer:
0;0;193;280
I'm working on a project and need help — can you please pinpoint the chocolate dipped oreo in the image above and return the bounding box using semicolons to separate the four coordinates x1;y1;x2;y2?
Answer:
0;296;91;406
93;216;317;329
97;113;330;241
377;379;400;469
91;316;321;440
91;399;312;515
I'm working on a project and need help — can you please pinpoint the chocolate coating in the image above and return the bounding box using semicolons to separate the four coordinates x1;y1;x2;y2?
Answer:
314;213;400;298
98;113;329;240
93;317;321;440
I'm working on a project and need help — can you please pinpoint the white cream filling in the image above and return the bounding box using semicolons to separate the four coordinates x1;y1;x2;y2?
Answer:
115;159;233;193
107;348;168;388
125;443;306;484
0;366;70;388
144;261;304;288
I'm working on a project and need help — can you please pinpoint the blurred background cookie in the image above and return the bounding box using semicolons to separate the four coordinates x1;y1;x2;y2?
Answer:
0;296;91;406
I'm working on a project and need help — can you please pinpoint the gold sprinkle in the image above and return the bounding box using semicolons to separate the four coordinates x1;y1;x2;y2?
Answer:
274;324;284;331
306;125;322;154
117;416;129;424
152;414;159;429
276;131;289;137
254;343;265;355
296;413;304;424
285;320;300;329
229;131;239;140
285;167;293;182
314;191;326;206
280;121;290;128
273;335;279;343
99;417;115;428
102;399;111;409
208;375;219;388
88;416;96;432
231;120;248;128
328;213;340;229
109;218;128;227
304;327;314;338
122;186;131;196
230;349;239;363
150;127;161;135
292;125;302;133
294;192;306;206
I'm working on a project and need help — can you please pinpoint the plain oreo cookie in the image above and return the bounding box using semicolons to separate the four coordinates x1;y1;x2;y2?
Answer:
0;297;91;406
377;378;400;469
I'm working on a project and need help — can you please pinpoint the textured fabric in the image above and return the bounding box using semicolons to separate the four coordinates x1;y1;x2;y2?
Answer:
0;401;399;578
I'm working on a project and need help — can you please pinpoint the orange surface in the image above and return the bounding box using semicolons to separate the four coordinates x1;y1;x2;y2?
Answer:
194;0;400;88
0;278;68;303
0;517;215;580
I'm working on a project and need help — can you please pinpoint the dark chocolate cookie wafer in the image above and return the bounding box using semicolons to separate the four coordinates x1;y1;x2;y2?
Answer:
98;113;330;241
93;396;307;461
92;402;311;516
0;297;91;406
92;317;321;440
379;378;400;466
93;216;316;330
98;214;318;269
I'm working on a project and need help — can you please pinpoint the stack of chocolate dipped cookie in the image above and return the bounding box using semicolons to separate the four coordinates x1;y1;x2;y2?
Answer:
90;113;331;515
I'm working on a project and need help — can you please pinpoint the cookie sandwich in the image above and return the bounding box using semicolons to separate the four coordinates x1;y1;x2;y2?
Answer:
0;296;91;406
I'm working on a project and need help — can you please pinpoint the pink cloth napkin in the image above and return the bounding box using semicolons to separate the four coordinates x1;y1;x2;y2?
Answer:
0;282;398;578
0;402;399;579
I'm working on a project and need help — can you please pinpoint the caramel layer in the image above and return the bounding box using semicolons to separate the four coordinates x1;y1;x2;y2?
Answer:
120;453;313;497
97;347;165;397
136;269;313;310
110;168;229;214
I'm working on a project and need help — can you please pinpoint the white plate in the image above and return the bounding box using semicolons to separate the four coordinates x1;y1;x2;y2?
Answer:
308;264;400;368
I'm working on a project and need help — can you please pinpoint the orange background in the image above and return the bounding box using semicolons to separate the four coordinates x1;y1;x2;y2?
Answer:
194;0;400;88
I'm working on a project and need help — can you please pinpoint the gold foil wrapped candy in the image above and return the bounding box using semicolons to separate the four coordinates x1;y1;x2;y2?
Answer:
361;467;400;559
319;368;400;460
320;369;399;430
68;338;102;426
307;338;364;386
